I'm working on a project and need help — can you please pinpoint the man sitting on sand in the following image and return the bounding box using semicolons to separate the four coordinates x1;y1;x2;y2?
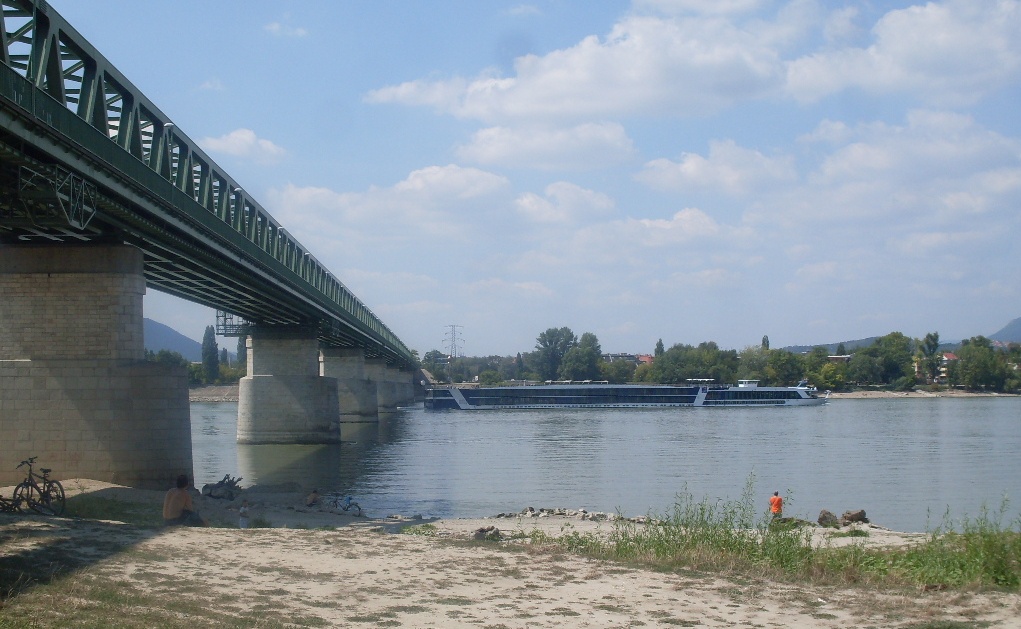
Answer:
163;474;207;527
306;489;320;507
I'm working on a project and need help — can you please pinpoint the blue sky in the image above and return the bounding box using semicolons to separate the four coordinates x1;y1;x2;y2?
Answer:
51;1;1020;356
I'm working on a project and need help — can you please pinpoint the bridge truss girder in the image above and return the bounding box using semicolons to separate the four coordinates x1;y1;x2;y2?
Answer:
0;0;414;368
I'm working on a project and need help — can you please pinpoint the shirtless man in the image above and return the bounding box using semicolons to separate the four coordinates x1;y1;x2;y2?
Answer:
163;474;207;526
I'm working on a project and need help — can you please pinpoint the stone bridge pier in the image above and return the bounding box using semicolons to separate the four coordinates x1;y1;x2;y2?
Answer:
237;328;339;444
0;244;192;489
320;348;378;422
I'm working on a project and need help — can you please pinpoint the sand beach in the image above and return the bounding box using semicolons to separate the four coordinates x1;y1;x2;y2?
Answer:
2;479;1019;628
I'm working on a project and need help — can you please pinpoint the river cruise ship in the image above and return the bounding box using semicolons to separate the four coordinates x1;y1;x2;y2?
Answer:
424;379;827;410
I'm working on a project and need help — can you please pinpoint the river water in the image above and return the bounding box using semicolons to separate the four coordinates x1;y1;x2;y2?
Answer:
190;397;1021;533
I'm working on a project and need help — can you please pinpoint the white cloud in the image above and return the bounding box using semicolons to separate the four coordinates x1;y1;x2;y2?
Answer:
506;4;541;17
515;182;615;223
457;122;635;169
467;277;554;297
609;207;720;247
813;111;1021;198
198;78;224;91
393;164;509;200
265;21;308;38
786;0;1021;105
893;230;983;257
822;6;861;45
199;129;287;164
637;139;797;195
265;164;511;257
367;14;784;121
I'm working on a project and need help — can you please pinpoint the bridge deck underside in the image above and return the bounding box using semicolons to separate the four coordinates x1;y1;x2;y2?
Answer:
0;104;391;360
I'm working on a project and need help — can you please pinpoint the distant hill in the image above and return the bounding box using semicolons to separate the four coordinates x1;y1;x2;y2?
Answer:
782;316;1021;353
990;317;1021;343
144;318;201;362
782;337;880;354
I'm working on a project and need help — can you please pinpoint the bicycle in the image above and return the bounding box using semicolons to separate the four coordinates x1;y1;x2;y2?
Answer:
321;493;362;517
0;492;24;513
13;457;65;516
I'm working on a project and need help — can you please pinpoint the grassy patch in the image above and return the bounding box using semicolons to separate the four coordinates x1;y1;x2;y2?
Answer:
545;607;581;616
831;529;870;538
529;479;1021;592
401;523;438;536
62;495;164;528
434;596;475;606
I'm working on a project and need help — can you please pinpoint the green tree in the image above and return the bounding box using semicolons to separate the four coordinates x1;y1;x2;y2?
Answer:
534;327;577;380
951;336;1006;390
236;336;247;369
651;341;738;384
918;331;942;383
201;325;219;384
847;332;915;386
803;346;830;375
810;361;847;391
737;345;769;382
761;335;769;350
559;332;602;380
846;352;882;385
654;338;665;357
478;370;502;385
872;332;915;385
765;350;804;386
600;359;635;384
633;361;654;382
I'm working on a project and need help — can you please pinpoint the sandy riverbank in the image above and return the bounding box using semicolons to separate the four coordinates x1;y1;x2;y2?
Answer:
2;479;1018;627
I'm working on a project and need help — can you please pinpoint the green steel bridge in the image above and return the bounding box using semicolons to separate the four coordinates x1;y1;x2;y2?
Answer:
0;0;414;368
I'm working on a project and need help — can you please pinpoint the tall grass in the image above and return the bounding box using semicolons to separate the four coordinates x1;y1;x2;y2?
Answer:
888;500;1021;588
534;479;1020;591
600;478;814;575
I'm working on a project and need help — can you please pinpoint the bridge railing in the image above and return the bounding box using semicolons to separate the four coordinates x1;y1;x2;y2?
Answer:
0;0;413;366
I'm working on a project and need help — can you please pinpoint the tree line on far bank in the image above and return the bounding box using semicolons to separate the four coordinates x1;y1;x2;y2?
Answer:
421;328;1021;393
145;325;246;387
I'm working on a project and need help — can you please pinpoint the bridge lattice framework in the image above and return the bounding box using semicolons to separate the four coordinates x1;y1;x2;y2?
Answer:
0;0;413;367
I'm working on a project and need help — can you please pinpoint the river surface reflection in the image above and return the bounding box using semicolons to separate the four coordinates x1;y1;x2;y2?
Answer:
190;397;1021;532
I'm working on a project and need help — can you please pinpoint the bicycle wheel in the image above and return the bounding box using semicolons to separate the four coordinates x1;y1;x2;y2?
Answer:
39;480;65;516
13;481;37;514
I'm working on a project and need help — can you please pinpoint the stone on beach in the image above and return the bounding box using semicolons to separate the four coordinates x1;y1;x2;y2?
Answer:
841;509;869;526
818;510;840;527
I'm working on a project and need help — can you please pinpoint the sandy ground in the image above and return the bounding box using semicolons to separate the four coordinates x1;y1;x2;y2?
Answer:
2;479;1019;628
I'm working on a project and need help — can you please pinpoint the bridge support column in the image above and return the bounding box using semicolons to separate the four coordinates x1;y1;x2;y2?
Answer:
237;329;339;444
320;348;378;422
0;244;191;489
391;367;415;406
365;359;398;412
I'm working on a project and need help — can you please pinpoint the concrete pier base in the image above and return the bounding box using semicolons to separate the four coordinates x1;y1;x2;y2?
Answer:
321;348;378;422
237;331;340;444
0;245;192;489
366;359;398;412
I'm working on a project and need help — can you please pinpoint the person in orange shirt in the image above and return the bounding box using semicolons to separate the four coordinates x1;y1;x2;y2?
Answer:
163;474;207;526
769;491;783;519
